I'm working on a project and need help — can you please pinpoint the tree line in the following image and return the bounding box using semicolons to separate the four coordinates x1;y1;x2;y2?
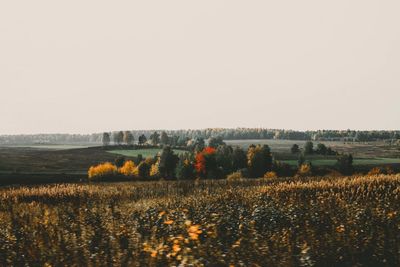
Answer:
2;128;400;145
88;139;359;181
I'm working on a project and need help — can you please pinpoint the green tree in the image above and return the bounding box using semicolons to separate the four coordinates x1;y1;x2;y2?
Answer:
216;145;233;175
232;146;247;171
336;154;353;175
304;141;314;155
150;132;160;146
316;143;328;155
208;136;225;148
298;153;305;167
138;161;151;178
113;131;124;145
158;146;179;178
123;131;134;145
114;156;125;168
102;132;110;146
291;144;300;154
176;154;196;180
160;131;170;145
247;145;273;178
138;134;147;145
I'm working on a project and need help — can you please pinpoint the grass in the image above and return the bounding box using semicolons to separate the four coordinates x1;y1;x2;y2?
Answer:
226;139;400;158
0;174;399;266
108;148;189;158
283;157;400;167
3;144;95;150
0;146;118;176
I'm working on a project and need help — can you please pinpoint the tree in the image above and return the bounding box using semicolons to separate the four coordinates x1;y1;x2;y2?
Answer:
195;147;218;179
114;156;126;168
336;154;353;175
315;143;327;155
123;131;134;145
304;141;314;155
138;161;151;178
119;160;137;176
216;145;233;175
208;136;225;148
88;162;117;180
247;145;273;178
232;146;247;171
138;134;147;145
102;132;110;146
298;153;305;167
176;154;196;180
160;131;170;145
113;131;124;145
150;132;160;146
158;146;179;178
291;144;300;154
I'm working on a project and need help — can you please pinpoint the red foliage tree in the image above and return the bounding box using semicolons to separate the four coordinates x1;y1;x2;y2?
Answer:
195;147;217;178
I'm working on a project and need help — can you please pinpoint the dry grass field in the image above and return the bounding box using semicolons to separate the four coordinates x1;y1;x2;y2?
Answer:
1;174;399;266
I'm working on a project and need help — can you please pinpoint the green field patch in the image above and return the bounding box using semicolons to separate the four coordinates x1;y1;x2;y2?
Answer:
108;148;188;158
3;144;94;150
282;157;400;167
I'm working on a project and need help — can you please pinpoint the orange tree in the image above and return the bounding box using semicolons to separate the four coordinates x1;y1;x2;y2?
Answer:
195;147;219;179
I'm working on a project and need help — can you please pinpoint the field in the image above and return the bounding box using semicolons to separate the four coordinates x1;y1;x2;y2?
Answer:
225;139;400;158
1;144;95;150
282;157;400;167
0;141;399;185
108;148;189;158
0;174;399;266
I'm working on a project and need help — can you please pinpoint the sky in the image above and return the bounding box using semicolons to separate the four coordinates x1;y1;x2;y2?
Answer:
0;0;399;134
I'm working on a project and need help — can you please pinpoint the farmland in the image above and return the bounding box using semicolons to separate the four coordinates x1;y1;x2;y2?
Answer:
0;174;399;266
108;148;188;158
225;139;400;158
0;140;399;185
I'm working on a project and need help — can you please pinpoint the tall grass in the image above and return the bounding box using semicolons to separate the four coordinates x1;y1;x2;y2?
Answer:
0;175;399;266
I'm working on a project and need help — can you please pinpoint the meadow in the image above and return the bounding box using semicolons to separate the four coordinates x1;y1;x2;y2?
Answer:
0;174;399;266
108;148;188;158
282;157;400;167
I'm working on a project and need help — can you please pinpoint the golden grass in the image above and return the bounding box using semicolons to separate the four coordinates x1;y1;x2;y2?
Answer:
0;175;400;266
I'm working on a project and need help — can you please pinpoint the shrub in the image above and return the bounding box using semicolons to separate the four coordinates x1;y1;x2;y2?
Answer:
119;160;137;177
263;171;278;179
150;162;160;178
114;156;126;168
368;167;383;176
88;162;117;180
226;171;244;182
296;163;312;177
138;161;151;179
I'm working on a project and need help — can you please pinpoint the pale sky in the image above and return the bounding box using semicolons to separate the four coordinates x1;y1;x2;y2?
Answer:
1;1;399;134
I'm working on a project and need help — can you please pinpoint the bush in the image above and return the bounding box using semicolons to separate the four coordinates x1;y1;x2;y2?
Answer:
263;171;278;179
138;161;151;179
119;160;137;177
226;171;244;182
296;163;312;177
88;162;117;180
368;167;383;176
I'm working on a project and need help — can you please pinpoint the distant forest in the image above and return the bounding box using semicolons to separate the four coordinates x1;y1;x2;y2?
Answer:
1;128;399;145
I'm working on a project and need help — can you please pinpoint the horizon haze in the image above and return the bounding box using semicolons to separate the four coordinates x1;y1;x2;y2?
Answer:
1;0;399;134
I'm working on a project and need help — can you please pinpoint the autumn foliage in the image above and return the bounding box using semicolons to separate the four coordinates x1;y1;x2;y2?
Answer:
119;160;137;176
195;147;217;178
88;162;117;179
